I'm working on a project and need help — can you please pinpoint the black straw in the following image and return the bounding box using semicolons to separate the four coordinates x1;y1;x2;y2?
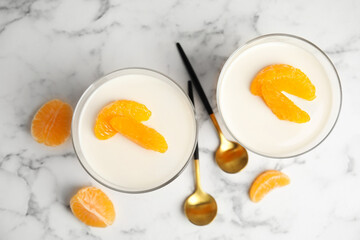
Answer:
188;81;199;160
177;43;214;115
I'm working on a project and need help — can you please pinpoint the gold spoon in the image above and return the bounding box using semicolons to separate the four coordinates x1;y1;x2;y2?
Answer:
176;43;248;174
184;81;217;226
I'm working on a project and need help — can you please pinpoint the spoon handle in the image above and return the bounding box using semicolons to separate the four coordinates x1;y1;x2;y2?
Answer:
188;81;199;160
188;81;202;190
177;43;213;115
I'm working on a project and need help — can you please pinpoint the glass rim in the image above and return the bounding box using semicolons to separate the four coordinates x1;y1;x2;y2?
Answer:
71;67;198;193
216;33;342;159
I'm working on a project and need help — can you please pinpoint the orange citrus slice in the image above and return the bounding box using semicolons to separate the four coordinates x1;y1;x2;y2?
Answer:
262;82;310;123
110;116;168;153
94;100;151;140
250;64;315;123
249;170;290;203
250;64;316;101
70;187;115;227
31;99;73;146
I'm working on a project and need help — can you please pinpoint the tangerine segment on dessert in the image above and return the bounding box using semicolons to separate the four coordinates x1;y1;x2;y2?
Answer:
94;100;151;140
70;187;115;228
250;64;316;123
262;82;310;123
250;64;316;101
110;116;168;153
249;170;290;203
31;99;73;146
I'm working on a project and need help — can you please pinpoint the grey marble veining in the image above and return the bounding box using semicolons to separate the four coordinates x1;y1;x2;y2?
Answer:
1;0;360;239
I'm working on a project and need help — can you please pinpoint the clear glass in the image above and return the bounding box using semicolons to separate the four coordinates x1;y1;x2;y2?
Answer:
72;68;198;193
216;33;342;158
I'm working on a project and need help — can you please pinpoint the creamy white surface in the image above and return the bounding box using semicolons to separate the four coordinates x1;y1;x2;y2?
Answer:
76;72;196;191
218;40;340;157
0;0;360;239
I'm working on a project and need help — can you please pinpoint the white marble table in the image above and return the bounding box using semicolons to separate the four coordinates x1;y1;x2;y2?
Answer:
1;0;359;239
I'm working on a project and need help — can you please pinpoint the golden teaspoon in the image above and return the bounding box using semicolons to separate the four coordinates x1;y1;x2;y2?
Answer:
176;43;248;173
184;81;217;226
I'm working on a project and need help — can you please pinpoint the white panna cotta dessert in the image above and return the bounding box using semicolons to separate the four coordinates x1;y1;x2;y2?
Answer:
217;34;341;158
72;68;197;193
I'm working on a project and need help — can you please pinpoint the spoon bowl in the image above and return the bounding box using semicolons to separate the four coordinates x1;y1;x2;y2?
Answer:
210;114;248;173
215;138;248;174
184;188;217;226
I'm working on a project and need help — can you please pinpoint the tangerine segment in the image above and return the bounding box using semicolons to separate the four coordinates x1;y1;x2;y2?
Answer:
251;64;316;101
262;82;310;123
31;99;72;146
70;187;115;228
94;100;151;140
110;116;168;153
249;170;290;203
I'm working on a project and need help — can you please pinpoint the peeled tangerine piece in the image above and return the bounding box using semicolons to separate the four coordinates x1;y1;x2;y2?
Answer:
262;82;310;123
250;64;316;101
94;100;151;140
249;170;290;203
250;64;316;123
70;187;115;227
31;99;73;146
110;116;168;153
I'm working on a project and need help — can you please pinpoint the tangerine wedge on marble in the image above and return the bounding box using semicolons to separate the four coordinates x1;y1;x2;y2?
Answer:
250;64;316;123
70;187;115;227
110;116;168;153
94;100;151;140
249;170;290;203
31;99;73;146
